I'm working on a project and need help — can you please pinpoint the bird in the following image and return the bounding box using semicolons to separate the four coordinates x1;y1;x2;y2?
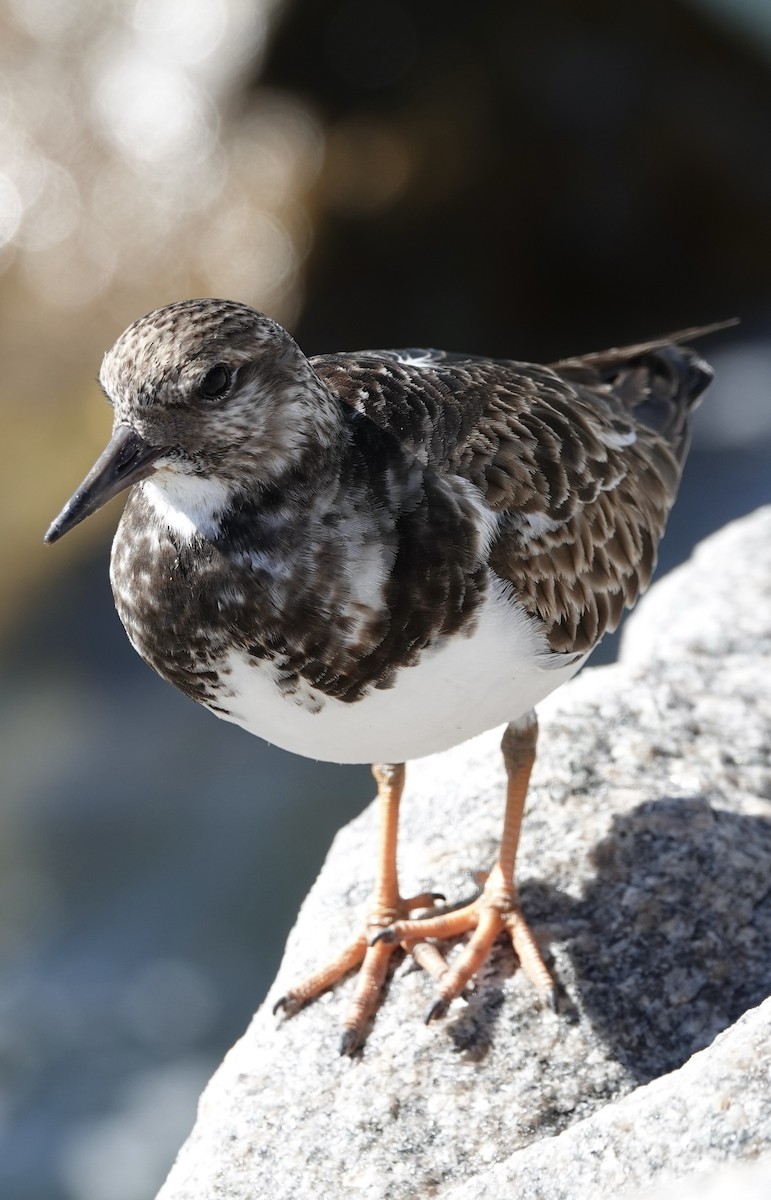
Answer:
45;299;726;1054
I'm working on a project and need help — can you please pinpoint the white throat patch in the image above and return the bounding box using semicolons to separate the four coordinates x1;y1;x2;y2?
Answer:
142;472;232;540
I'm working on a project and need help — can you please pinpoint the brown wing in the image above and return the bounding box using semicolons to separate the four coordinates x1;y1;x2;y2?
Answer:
313;330;717;655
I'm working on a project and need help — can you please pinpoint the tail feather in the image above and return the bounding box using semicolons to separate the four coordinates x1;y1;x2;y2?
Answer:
551;318;738;371
551;318;737;461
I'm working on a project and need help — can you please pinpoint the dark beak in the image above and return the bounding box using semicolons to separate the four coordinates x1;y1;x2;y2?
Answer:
44;425;164;544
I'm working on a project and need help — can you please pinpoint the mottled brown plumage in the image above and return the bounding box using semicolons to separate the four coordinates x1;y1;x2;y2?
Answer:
316;330;712;654
45;299;724;1053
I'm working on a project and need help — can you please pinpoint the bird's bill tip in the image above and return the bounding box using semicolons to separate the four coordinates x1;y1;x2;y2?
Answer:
43;425;162;545
43;517;66;545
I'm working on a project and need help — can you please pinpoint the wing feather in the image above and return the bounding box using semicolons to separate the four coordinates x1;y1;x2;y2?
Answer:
313;332;716;654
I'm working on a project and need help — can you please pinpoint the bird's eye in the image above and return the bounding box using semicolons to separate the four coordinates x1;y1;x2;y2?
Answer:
200;363;232;400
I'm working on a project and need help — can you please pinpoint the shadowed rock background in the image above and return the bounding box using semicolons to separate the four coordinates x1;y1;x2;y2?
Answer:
1;2;771;1198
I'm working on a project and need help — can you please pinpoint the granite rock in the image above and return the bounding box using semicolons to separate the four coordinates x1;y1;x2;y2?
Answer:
157;507;771;1200
633;1153;771;1200
445;998;771;1200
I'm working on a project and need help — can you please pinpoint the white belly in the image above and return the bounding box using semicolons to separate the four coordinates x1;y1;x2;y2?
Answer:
209;584;586;764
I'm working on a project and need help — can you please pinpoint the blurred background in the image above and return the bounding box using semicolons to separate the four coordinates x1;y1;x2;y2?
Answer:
2;1;771;1197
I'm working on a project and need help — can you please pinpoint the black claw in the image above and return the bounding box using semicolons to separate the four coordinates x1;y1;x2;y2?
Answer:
428;892;446;903
370;927;396;946
273;994;303;1018
545;985;560;1013
339;1028;362;1056
424;997;449;1024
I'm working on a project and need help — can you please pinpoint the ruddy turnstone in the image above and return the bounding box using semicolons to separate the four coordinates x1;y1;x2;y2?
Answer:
45;300;725;1054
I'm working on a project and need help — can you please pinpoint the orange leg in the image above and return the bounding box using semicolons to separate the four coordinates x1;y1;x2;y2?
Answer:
275;713;555;1051
273;763;444;1054
373;713;556;1020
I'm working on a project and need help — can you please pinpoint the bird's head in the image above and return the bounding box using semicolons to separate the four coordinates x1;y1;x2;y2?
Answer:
44;298;340;544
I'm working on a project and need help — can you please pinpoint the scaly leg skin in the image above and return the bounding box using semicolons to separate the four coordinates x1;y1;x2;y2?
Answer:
373;711;557;1022
273;762;446;1055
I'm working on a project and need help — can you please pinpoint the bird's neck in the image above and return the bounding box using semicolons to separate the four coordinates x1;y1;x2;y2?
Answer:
139;423;352;545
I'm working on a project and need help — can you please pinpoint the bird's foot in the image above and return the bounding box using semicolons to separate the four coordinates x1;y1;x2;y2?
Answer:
373;867;556;1022
273;889;446;1056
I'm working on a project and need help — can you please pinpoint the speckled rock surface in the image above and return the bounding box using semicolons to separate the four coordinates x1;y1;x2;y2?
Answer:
445;998;771;1200
157;507;771;1200
634;1153;771;1200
